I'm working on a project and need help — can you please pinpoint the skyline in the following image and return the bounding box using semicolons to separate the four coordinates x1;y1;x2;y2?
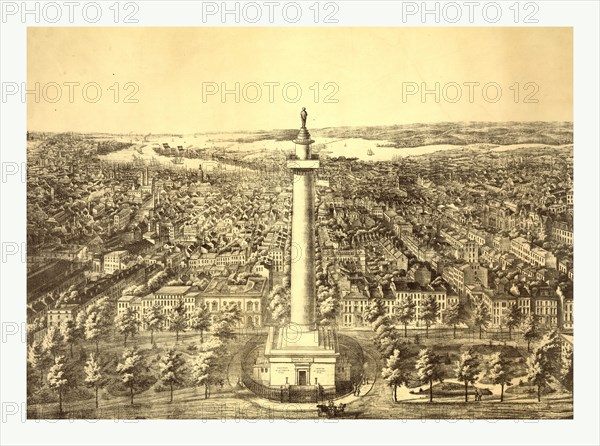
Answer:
28;27;572;134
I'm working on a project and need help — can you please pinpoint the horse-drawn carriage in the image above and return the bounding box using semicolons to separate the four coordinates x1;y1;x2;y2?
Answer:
316;402;346;418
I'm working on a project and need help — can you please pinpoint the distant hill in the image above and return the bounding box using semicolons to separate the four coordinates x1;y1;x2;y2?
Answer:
218;121;572;148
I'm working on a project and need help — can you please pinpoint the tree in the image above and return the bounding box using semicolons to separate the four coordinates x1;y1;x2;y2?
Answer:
28;340;52;386
189;303;211;343
373;314;393;335
269;285;290;325
60;319;77;358
143;304;165;345
471;300;491;340
415;348;443;402
27;321;40;345
88;297;113;323
210;303;243;343
221;303;242;328
75;310;88;339
443;301;465;339
456;348;480;402
420;294;438;338
193;349;215;400
42;326;63;360
527;347;551;402
363;298;385;326
319;295;339;324
487;351;511;402
381;348;407;402
116;348;144;406
84;353;102;409
375;320;401;358
159;349;185;403
212;316;235;343
47;355;68;414
190;338;222;399
395;296;416;338
560;345;573;392
520;314;539;352
503;303;522;340
169;300;187;343
115;307;140;347
85;310;109;355
538;329;561;374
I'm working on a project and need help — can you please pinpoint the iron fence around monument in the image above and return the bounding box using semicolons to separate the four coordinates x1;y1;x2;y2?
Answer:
242;373;283;401
241;371;352;404
238;330;360;403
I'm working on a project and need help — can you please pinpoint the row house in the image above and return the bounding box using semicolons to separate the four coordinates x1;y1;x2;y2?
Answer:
189;250;246;269
466;228;488;246
442;263;488;297
558;257;573;280
49;263;156;328
339;291;370;328
337;279;459;329
552;221;573;247
511;236;557;269
400;233;436;263
118;276;268;330
473;284;564;330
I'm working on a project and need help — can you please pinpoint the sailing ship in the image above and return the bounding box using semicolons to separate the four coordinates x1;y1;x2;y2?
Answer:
367;148;374;156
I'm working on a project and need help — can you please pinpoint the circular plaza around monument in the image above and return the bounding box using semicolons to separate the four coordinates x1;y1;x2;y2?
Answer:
237;331;369;404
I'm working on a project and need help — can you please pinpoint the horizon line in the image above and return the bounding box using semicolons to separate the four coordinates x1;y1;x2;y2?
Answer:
27;120;574;136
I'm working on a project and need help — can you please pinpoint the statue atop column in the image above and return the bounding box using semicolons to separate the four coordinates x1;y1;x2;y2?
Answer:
300;107;308;128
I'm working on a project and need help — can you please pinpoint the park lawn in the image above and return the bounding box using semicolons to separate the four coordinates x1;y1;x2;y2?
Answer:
408;382;492;397
28;329;253;409
505;381;557;396
384;339;525;388
29;328;573;420
28;385;285;420
385;398;572;419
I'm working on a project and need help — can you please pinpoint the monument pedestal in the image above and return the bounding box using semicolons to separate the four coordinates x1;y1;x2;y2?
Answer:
264;325;339;388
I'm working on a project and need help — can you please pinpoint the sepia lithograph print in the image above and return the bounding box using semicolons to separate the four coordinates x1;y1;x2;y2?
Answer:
26;27;573;419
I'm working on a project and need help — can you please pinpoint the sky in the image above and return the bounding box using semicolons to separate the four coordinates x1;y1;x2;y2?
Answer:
28;27;573;134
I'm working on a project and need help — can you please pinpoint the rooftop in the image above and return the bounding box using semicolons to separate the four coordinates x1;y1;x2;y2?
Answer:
155;285;194;295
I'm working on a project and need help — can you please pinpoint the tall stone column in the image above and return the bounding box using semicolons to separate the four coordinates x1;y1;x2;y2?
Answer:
263;110;338;392
288;126;319;328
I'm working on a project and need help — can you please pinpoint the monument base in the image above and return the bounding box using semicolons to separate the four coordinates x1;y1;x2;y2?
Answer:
263;325;339;387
